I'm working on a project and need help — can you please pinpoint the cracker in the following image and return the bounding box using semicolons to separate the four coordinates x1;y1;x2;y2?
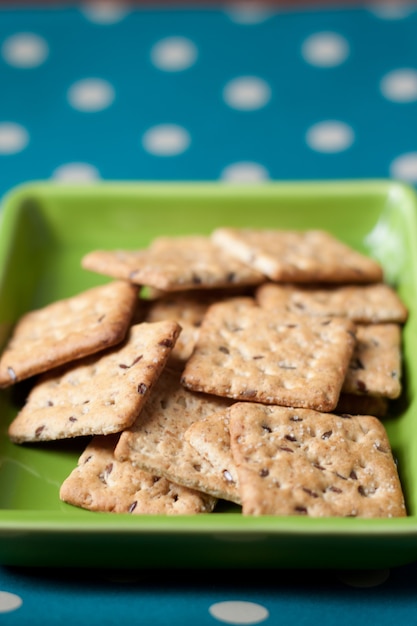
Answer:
229;402;406;518
81;235;265;292
256;282;408;324
181;300;356;411
144;293;256;368
342;323;402;399
212;228;384;283
8;321;181;443
184;408;238;490
60;434;216;514
114;368;240;503
0;280;139;387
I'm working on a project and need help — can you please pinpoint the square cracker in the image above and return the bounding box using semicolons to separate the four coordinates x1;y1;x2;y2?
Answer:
256;282;408;324
181;299;356;411
342;323;402;399
212;228;384;283
144;293;256;368
114;368;240;503
81;235;265;292
184;408;239;491
60;434;216;514
8;321;180;443
229;402;406;518
0;280;139;387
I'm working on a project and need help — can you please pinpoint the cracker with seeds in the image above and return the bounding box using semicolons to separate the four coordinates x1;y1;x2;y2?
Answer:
0;280;139;388
60;434;216;514
229;402;406;518
212;228;384;283
256;282;408;324
181;299;356;412
114;368;240;503
342;323;402;399
144;292;257;368
184;408;238;490
8;321;180;443
81;235;265;292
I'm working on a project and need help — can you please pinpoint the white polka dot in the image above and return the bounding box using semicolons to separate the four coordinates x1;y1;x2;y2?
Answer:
380;68;417;102
390;152;417;183
209;601;269;624
338;568;390;588
368;1;415;19
68;78;115;112
81;1;129;24
52;162;100;182
306;120;354;153
223;76;271;111
2;32;49;68
151;36;198;72
302;31;350;67
142;124;191;156
221;161;269;182
0;122;29;154
0;591;23;613
225;2;274;24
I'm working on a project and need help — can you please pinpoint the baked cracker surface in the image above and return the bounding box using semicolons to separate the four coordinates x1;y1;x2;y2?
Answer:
256;282;408;324
0;280;139;387
114;368;240;503
212;228;384;283
342;323;402;399
82;235;264;291
60;434;216;514
229;402;406;518
181;299;356;411
8;321;180;443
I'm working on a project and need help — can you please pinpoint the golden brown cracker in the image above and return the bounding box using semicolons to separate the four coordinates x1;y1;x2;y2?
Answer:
212;228;384;283
229;402;406;518
181;300;356;412
8;321;180;443
60;434;216;514
0;280;139;387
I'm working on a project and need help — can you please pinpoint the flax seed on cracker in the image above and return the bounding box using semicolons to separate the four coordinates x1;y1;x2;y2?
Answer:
212;228;384;283
229;402;406;518
8;321;181;443
181;299;356;412
60;434;217;514
81;235;265;292
0;280;139;387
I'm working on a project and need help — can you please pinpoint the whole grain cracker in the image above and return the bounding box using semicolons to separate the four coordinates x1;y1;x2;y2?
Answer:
114;368;240;503
8;321;181;443
0;280;139;388
212;228;384;283
181;299;356;412
81;235;265;292
60;434;216;514
342;323;402;399
184;407;238;490
144;293;256;368
229;402;406;518
256;282;408;324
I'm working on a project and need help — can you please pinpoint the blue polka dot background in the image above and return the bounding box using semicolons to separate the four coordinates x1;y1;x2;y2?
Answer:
1;1;417;198
2;1;417;624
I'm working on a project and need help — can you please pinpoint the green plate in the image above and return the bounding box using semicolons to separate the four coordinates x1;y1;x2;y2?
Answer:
1;179;417;570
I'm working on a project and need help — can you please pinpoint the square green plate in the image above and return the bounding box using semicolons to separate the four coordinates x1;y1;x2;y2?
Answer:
0;179;417;570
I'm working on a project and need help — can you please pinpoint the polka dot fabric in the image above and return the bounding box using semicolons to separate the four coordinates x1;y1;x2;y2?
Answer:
2;2;417;624
0;2;417;194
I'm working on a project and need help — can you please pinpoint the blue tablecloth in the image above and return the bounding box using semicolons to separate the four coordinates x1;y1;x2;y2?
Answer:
1;3;417;624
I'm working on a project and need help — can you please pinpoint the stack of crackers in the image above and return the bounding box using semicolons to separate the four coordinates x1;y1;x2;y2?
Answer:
1;228;408;518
